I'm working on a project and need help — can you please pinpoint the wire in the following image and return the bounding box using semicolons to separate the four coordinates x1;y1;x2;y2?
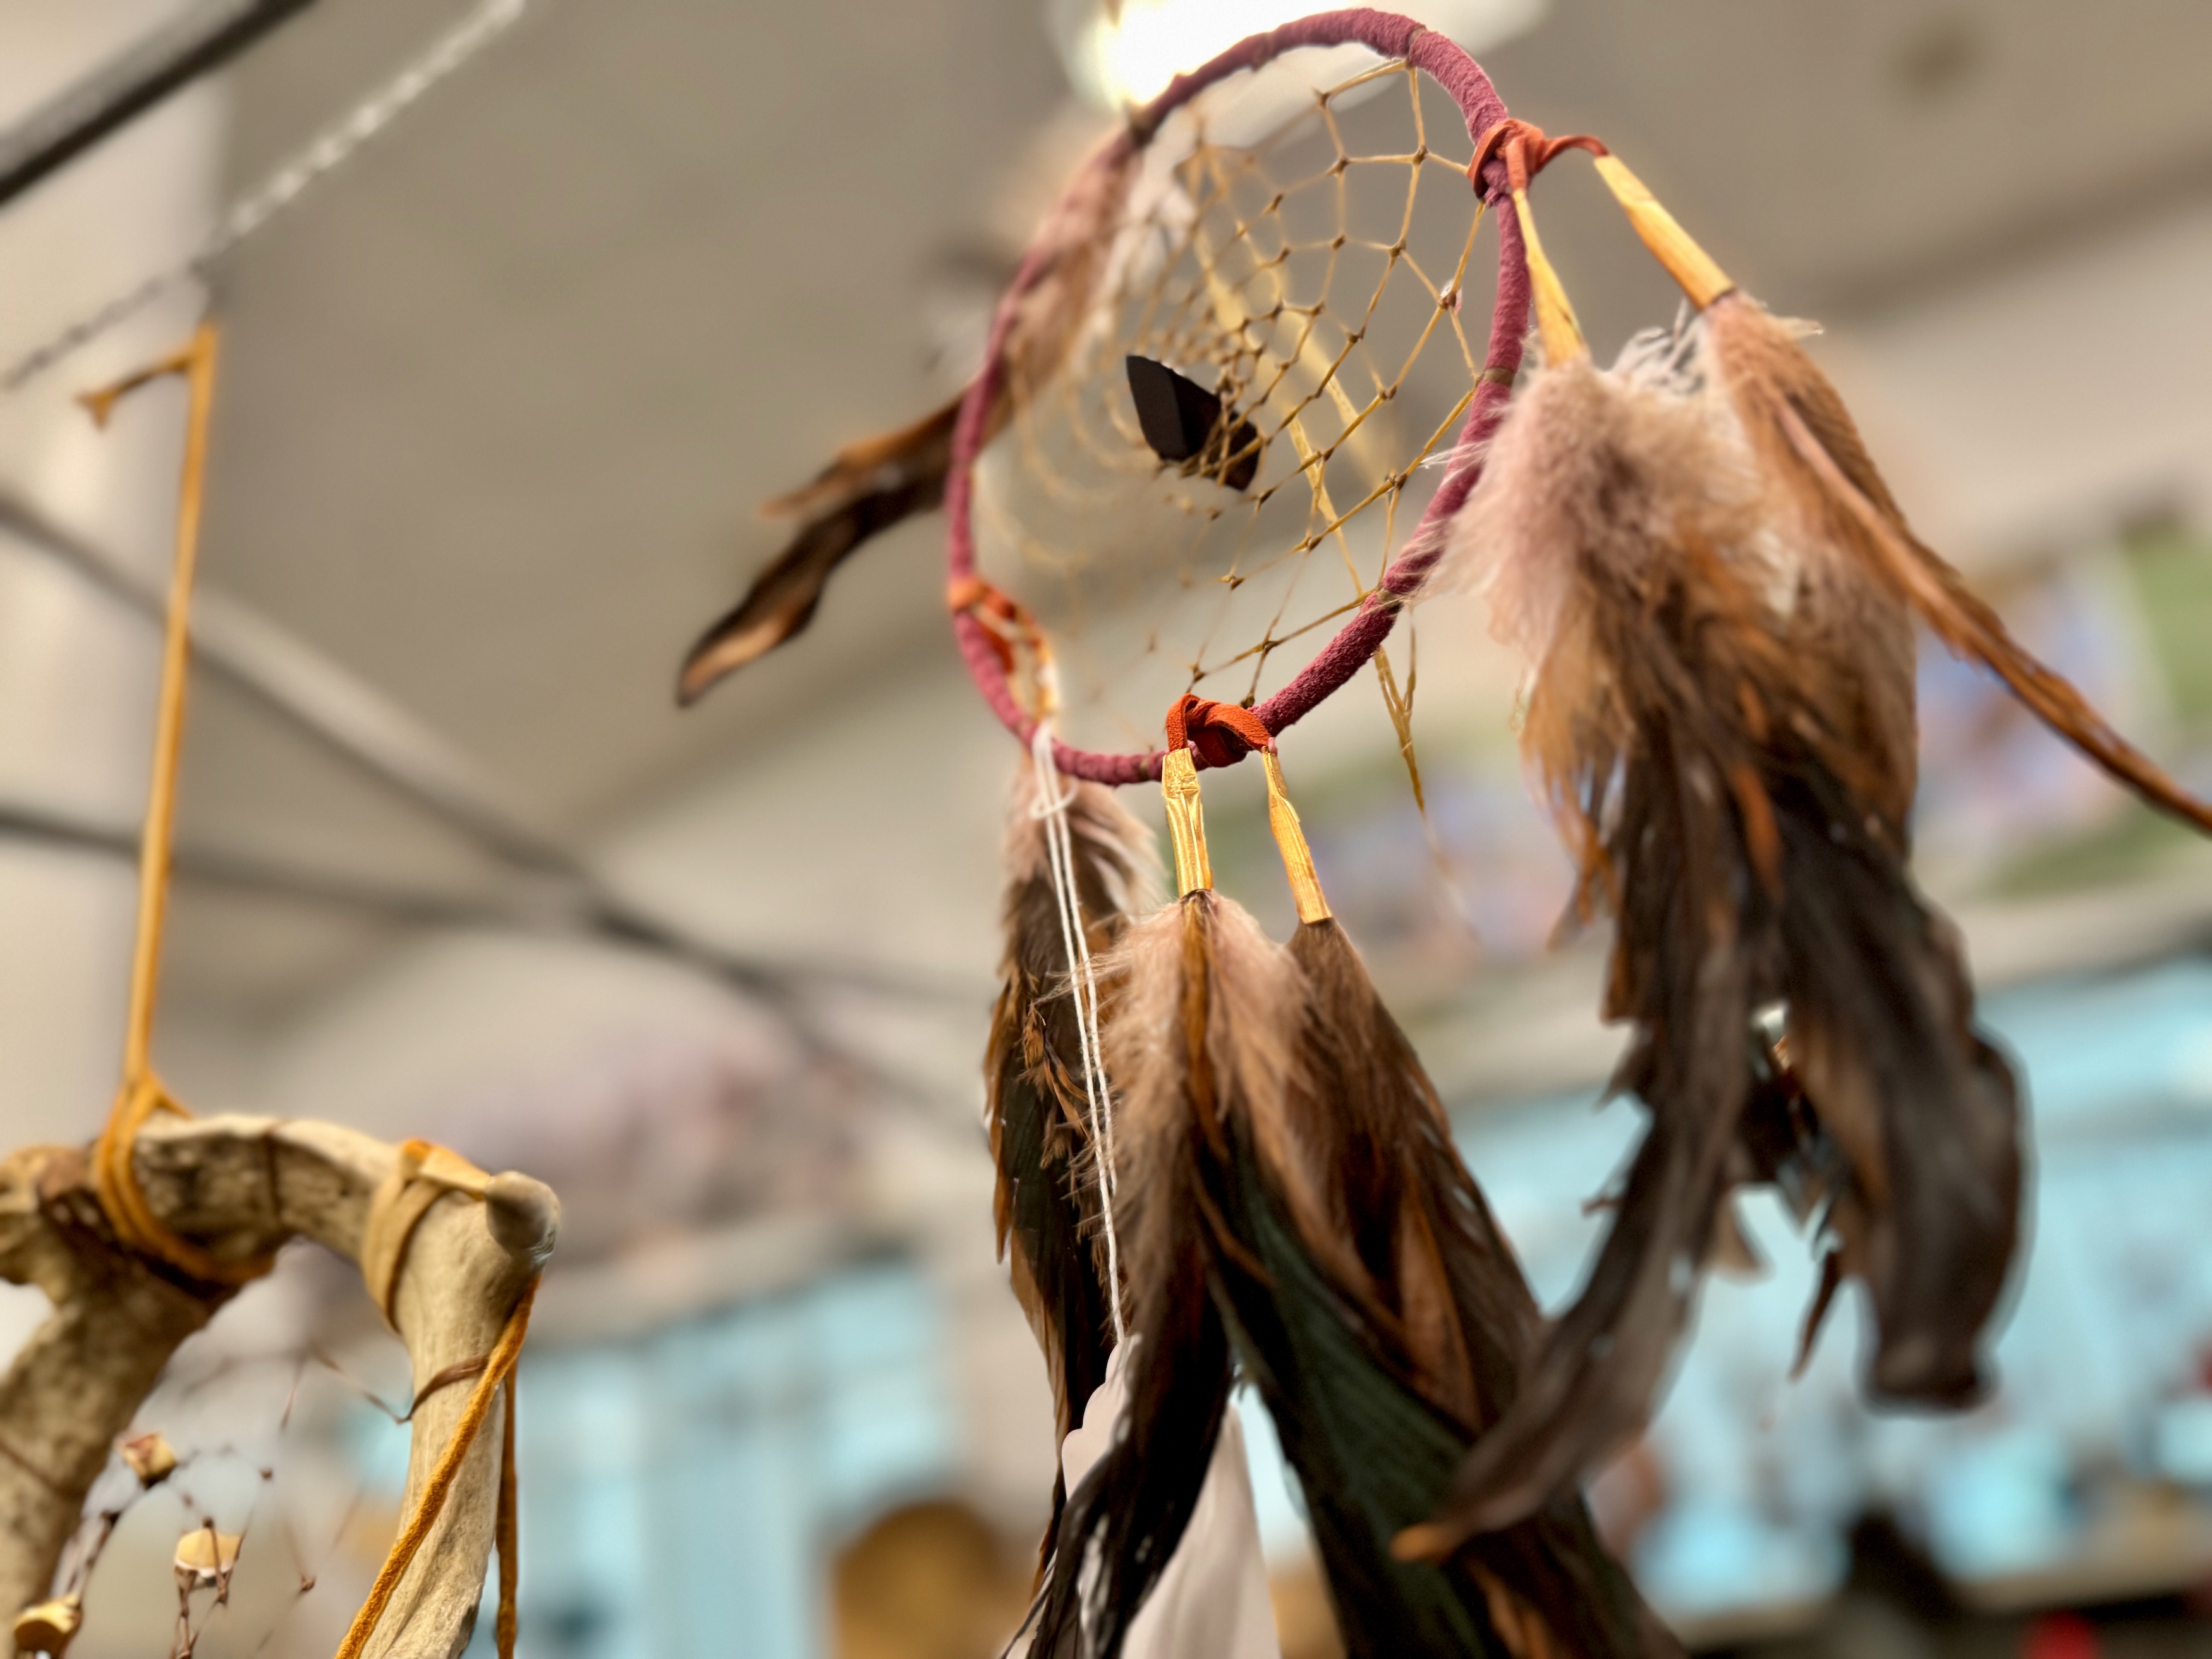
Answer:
1;0;529;394
0;0;325;212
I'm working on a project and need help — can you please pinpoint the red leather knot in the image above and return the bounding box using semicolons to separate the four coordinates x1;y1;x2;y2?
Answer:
1165;693;1273;769
1469;118;1607;200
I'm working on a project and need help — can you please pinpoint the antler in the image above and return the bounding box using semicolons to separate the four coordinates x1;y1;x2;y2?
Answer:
0;1116;557;1659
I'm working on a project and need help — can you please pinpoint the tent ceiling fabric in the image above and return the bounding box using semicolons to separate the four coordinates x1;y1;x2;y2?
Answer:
79;0;2212;1013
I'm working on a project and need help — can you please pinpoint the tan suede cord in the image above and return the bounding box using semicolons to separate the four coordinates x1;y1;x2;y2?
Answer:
80;326;277;1291
333;1277;537;1659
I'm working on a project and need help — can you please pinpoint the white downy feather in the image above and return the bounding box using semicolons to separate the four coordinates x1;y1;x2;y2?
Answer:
1052;1341;1282;1659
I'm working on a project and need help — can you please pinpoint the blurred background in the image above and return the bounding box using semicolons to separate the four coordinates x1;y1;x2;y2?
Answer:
4;1;2212;1655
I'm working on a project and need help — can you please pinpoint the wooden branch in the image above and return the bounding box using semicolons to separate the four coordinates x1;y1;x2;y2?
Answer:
0;1115;557;1658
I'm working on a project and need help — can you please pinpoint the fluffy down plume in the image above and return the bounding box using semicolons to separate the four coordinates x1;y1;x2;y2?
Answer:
1030;891;1293;1659
1413;336;2022;1547
988;761;1160;1570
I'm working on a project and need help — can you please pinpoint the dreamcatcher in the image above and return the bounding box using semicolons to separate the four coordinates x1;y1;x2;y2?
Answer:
680;9;2212;1658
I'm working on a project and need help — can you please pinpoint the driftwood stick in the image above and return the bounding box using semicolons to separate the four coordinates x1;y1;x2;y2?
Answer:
0;1115;557;1659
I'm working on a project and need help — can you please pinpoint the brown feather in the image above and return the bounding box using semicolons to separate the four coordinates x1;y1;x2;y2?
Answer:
1704;292;2212;834
1414;336;2023;1547
1281;917;1538;1426
676;400;958;705
678;137;1141;705
1282;915;1674;1659
758;400;963;523
985;760;1159;1574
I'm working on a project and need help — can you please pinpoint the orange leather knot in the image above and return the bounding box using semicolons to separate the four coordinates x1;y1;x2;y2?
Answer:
1165;693;1272;769
949;576;1040;675
1469;118;1607;197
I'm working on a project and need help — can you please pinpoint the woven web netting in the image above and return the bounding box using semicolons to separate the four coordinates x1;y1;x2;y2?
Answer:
38;1263;443;1659
973;48;1496;769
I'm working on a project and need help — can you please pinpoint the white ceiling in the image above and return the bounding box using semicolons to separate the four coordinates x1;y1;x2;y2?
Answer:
19;0;2212;1016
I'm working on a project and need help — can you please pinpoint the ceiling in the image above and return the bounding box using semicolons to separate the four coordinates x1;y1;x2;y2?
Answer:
16;0;2212;1018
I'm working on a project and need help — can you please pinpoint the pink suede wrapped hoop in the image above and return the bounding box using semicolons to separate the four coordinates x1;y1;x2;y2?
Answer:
945;8;1532;784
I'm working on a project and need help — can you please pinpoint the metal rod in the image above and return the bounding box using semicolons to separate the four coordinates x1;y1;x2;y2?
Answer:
0;0;323;212
0;482;978;1040
0;793;979;1006
0;487;573;876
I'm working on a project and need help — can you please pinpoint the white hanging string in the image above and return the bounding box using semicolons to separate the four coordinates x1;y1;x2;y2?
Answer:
1030;714;1127;1349
2;0;529;394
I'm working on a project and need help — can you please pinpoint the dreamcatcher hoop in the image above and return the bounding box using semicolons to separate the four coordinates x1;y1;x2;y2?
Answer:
946;8;1528;785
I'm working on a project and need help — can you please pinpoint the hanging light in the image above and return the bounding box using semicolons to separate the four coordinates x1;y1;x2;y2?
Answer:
1052;0;1549;109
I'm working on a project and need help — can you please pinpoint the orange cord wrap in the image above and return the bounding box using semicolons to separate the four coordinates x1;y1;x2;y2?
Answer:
947;576;1043;676
1469;118;1607;195
91;1076;274;1287
1164;693;1273;769
82;332;533;1659
496;1380;520;1659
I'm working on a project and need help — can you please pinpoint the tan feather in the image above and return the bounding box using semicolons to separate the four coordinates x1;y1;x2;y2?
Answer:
1030;887;1294;1659
1107;892;1301;1304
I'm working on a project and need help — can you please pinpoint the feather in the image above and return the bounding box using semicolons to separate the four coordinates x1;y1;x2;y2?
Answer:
676;399;959;704
1050;1344;1282;1659
1258;914;1675;1659
1039;719;1671;1656
1030;889;1289;1659
989;759;1161;1572
1148;746;1668;1659
680;137;1141;704
1590;153;2212;832
1764;769;2022;1402
1413;324;2024;1548
1703;291;2212;831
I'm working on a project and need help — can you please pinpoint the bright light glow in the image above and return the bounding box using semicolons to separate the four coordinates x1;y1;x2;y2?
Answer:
1061;0;1550;109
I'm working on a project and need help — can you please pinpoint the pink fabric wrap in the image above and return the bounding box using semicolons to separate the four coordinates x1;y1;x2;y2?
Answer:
947;8;1528;784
